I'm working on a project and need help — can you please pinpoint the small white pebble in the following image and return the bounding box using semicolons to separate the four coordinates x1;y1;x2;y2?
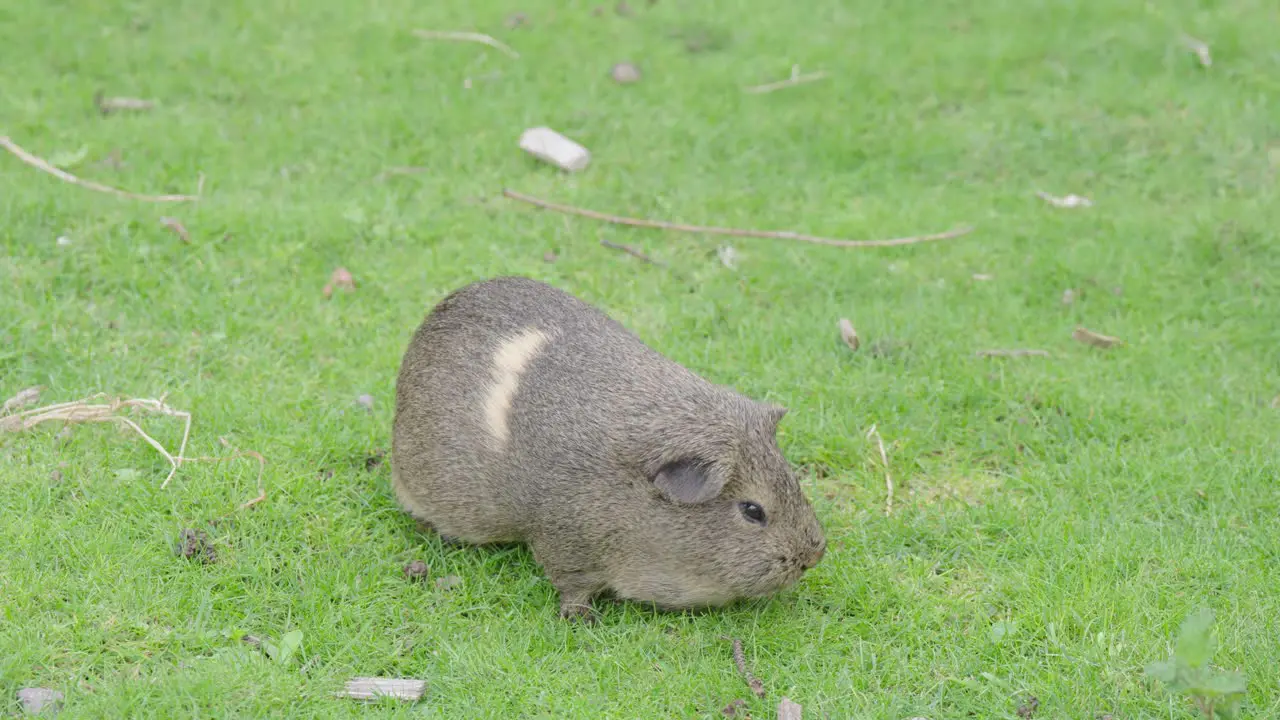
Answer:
717;245;738;269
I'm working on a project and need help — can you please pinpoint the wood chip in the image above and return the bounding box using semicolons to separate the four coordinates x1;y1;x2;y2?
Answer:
1036;191;1092;208
518;127;591;172
778;698;803;720
838;318;859;352
336;677;426;702
94;92;155;114
17;687;64;715
1072;326;1122;349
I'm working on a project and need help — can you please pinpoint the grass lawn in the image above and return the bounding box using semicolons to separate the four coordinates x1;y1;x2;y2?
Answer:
3;0;1279;717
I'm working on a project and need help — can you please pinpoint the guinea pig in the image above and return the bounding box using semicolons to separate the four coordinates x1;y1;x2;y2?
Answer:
391;276;825;620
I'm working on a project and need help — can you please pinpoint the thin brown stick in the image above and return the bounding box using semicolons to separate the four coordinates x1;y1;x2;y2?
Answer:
600;239;666;267
0;136;200;203
503;189;973;248
730;638;767;699
412;30;519;58
866;424;893;516
744;65;829;94
976;349;1051;358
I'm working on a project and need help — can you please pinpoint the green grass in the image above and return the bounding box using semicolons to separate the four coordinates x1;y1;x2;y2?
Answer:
3;0;1279;717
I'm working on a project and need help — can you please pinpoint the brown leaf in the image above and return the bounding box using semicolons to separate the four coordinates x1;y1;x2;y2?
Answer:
838;318;859;352
777;697;802;720
1072;326;1122;349
159;217;190;243
722;699;747;717
2;386;42;414
610;62;642;84
434;574;463;591
176;528;217;564
323;266;356;298
403;560;429;580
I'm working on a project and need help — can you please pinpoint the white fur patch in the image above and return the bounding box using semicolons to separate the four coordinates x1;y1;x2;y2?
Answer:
483;327;550;449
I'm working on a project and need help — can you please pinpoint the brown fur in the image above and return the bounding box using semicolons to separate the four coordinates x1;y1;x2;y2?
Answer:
392;276;825;619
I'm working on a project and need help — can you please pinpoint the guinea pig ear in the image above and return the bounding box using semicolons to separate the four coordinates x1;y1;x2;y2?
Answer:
652;459;726;505
760;404;788;435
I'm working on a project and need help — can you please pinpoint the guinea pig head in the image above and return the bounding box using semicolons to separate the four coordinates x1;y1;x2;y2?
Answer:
641;399;826;605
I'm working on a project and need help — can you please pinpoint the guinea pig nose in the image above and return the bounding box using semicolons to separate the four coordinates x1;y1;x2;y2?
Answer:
802;542;825;570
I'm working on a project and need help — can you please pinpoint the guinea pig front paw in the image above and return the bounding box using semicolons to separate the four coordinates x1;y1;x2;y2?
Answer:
557;601;598;624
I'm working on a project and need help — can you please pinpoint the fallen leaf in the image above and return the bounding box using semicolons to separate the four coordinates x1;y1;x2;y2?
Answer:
610;62;642;84
47;145;89;169
1016;695;1039;718
777;697;802;720
1182;35;1211;67
323;266;356;298
1072;326;1122;349
1036;191;1092;208
543;251;559;263
721;699;747;717
176;528;217;564
263;629;303;665
403;560;429;580
838;318;859;352
2;386;42;414
159;217;190;243
17;687;64;716
434;574;463;591
50;470;64;483
1061;288;1076;305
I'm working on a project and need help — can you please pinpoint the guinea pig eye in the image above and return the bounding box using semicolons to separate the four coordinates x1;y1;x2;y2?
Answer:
739;501;767;525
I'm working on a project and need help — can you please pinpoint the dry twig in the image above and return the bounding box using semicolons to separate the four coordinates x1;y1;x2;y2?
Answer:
2;394;266;511
976;349;1050;358
502;189;974;249
412;30;519;58
1072;326;1122;349
865;424;893;516
2;394;192;487
600;239;666;266
0;136;200;203
744;65;829;94
731;638;766;699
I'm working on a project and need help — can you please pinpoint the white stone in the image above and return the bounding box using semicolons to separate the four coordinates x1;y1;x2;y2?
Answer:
519;127;590;172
